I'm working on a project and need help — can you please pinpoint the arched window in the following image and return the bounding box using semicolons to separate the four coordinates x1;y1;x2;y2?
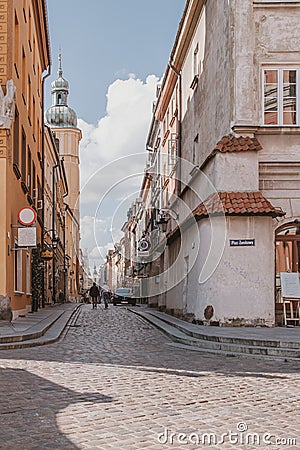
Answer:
57;94;62;105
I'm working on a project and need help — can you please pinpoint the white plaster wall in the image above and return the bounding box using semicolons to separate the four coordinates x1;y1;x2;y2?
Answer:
192;216;275;325
254;4;300;61
204;152;259;192
181;5;206;119
258;133;300;226
232;0;256;125
181;0;232;175
165;221;200;311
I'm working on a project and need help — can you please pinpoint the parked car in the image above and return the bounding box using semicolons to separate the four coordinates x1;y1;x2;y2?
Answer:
112;287;137;306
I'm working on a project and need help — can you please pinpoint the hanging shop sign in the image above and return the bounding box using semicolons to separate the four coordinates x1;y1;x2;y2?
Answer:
18;206;37;226
17;226;36;247
230;239;255;247
138;238;150;252
41;250;53;260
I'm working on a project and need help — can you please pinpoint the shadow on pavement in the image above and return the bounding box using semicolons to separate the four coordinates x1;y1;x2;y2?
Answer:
0;367;113;450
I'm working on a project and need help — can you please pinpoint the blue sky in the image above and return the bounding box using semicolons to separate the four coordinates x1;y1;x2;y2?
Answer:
46;0;186;124
45;0;186;268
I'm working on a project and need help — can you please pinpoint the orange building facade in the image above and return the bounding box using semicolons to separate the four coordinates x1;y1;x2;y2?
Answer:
0;0;50;317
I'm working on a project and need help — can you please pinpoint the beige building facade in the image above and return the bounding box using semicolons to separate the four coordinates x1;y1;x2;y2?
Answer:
124;0;300;327
45;56;82;302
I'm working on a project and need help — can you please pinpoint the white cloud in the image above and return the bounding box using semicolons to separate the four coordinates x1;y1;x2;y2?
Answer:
79;74;158;269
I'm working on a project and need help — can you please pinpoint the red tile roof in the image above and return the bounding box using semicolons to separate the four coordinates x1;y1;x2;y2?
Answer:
166;191;285;243
201;134;262;169
214;134;262;154
193;192;285;218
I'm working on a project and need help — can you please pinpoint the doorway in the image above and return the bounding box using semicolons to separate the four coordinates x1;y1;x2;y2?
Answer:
275;222;300;324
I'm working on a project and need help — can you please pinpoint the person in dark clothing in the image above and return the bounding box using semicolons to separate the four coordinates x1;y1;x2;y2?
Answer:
102;290;110;309
89;282;100;309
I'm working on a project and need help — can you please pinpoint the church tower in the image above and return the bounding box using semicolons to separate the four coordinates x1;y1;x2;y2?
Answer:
45;54;82;301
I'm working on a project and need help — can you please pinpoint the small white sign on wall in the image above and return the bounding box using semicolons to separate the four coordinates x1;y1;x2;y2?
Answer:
280;272;300;299
18;227;36;247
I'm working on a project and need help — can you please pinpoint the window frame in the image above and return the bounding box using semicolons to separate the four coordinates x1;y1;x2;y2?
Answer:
262;66;300;126
14;238;23;294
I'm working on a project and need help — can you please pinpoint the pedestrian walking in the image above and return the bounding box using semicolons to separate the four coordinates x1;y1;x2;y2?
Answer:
58;290;65;303
89;283;100;309
102;289;110;309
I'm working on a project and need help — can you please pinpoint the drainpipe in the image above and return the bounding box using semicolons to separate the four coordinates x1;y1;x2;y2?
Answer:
41;65;51;307
168;62;182;196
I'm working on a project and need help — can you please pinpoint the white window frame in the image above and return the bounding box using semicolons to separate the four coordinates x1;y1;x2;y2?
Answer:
26;250;31;295
14;238;23;293
262;66;299;126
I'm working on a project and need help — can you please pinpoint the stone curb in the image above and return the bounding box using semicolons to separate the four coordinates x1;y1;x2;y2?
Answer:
0;304;82;350
129;308;300;361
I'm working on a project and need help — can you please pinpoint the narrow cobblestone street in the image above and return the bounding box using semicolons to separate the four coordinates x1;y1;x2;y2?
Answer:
0;305;299;449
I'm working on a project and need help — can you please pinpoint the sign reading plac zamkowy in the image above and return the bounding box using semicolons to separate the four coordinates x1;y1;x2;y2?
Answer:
230;239;255;247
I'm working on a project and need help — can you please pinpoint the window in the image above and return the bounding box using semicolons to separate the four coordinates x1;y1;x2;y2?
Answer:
27;147;31;193
193;43;199;78
22;47;26;101
14;12;19;76
28;8;32;50
13;108;19;165
193;134;199;166
14;240;23;293
32;96;36;139
32;162;36;206
263;68;298;126
190;44;200;89
27;75;31;120
26;251;31;294
21;128;26;180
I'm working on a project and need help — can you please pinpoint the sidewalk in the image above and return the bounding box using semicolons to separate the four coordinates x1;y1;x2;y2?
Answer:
130;306;300;361
0;303;81;350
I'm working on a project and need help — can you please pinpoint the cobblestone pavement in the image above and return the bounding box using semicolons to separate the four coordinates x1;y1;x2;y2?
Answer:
0;305;299;450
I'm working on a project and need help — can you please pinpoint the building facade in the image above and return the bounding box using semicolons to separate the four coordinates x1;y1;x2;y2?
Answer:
0;0;50;318
45;56;82;302
125;0;300;327
43;125;68;305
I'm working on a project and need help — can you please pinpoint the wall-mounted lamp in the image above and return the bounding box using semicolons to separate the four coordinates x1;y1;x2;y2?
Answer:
157;212;169;233
52;235;58;249
157;209;179;233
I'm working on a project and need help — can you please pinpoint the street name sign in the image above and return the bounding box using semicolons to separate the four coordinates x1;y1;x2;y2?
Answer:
230;239;255;247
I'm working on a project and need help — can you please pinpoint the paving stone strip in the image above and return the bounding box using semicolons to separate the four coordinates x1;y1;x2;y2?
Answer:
0;305;298;449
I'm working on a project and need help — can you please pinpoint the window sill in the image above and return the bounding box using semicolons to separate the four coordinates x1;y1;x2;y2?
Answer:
21;181;29;194
14;291;24;296
232;124;300;135
13;163;22;180
190;75;199;90
258;126;300;135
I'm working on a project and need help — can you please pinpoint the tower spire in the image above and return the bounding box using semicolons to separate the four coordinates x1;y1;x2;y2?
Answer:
58;50;63;77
